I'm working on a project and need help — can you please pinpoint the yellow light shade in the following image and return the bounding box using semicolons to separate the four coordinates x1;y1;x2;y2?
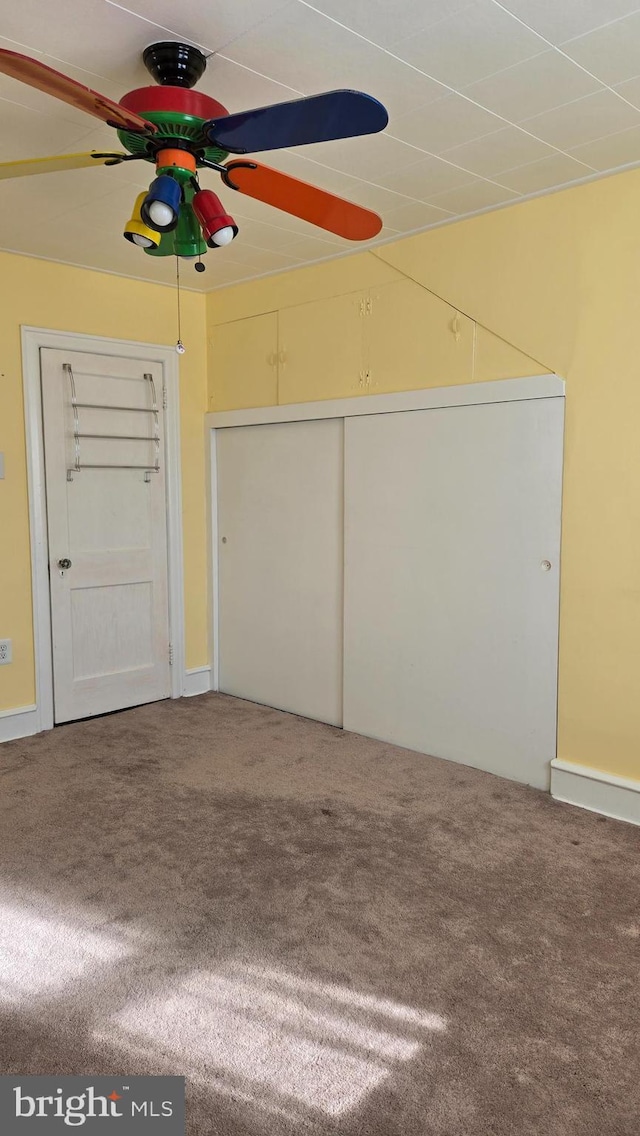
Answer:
123;192;160;249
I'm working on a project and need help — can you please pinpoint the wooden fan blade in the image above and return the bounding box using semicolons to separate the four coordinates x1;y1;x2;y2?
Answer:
0;152;129;180
206;90;388;154
222;161;383;241
0;50;155;133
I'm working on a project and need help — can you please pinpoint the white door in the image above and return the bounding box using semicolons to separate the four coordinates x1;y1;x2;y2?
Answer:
41;348;171;723
216;419;343;725
343;398;564;789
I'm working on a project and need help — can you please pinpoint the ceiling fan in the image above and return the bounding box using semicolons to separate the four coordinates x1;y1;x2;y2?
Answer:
0;41;389;271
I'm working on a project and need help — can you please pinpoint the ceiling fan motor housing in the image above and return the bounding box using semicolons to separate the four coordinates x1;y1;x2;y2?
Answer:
117;85;229;165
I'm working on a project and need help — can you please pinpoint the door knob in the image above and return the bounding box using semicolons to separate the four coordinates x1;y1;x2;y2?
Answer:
58;558;72;570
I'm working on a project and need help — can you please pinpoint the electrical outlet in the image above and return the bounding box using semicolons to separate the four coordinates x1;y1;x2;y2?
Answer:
0;639;12;665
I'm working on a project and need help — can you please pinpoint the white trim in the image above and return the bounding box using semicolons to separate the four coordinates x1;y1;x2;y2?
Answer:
0;704;39;744
551;759;640;828
206;425;220;692
21;326;185;732
183;666;212;697
206;375;564;430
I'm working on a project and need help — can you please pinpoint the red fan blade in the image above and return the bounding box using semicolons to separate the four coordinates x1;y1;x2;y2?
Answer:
222;161;382;241
0;50;155;133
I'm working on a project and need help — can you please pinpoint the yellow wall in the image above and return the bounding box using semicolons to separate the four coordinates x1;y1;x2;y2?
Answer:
0;251;208;712
207;166;640;783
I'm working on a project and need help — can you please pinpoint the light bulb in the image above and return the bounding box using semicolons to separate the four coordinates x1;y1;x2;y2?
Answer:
131;233;153;248
175;340;186;355
148;200;175;228
212;225;235;247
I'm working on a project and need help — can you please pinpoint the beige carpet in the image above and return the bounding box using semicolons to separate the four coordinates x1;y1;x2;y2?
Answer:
0;693;638;1135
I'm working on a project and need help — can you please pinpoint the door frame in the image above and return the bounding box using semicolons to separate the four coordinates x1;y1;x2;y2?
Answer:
22;326;185;733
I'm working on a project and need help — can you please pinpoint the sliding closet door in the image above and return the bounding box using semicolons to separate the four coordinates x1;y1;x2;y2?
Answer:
216;419;343;725
344;397;564;788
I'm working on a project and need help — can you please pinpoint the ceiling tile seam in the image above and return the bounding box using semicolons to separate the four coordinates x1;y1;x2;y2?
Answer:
214;53;304;97
489;153;597;180
563;118;640;156
103;0;214;53
489;0;640;113
275;2;606;166
105;0;295;60
230;204;353;242
515;86;640;133
0;91;91;129
547;5;640;46
274;149;458;207
291;123;600;195
0;34;44;55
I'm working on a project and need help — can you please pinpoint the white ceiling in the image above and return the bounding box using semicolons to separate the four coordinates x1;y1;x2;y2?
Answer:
1;0;640;292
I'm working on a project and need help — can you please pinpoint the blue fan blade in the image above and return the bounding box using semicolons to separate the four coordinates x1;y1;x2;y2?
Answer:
204;90;388;154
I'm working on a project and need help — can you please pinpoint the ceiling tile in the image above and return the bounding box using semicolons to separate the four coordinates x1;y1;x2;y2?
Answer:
392;0;547;88
265;150;359;192
613;76;640;109
562;12;640;86
108;0;292;52
381;200;453;230
293;133;428;181
282;234;352;260
328;176;418;213
392;93;505;153
568;124;640;171
221;3;446;119
302;0;469;48
425;179;519;213
440;125;554;176
497;151;595;192
263;152;412;213
462;49;603;122
198;55;300;114
495;0;640;45
0;39;120;129
214;238;304;269
63;127;155;188
0;168;129;230
521;89;640;149
0;0;160;86
229;216;311;250
378;154;477;198
0;99;97;161
209;263;267;286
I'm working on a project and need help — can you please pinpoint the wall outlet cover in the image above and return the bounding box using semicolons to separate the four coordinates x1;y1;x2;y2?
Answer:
0;639;12;664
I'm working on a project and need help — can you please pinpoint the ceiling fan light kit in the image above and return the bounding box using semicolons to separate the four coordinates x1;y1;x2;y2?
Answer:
123;192;161;249
0;39;389;273
192;189;238;247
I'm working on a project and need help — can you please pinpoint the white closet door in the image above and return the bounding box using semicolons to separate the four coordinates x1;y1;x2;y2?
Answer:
216;419;343;725
344;398;564;788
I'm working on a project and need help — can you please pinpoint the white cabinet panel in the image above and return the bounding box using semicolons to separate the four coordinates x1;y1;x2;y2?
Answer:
216;419;343;725
343;398;564;788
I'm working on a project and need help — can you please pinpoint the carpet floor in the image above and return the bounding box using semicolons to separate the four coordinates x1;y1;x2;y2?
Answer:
0;693;638;1135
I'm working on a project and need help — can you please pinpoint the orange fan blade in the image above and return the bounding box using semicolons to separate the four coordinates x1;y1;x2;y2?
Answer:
0;50;155;133
222;160;382;241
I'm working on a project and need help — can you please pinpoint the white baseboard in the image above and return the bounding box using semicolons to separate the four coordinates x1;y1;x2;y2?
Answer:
0;704;40;743
551;759;640;827
183;666;212;697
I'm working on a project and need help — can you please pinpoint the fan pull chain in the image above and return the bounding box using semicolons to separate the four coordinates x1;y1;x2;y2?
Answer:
175;256;185;354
